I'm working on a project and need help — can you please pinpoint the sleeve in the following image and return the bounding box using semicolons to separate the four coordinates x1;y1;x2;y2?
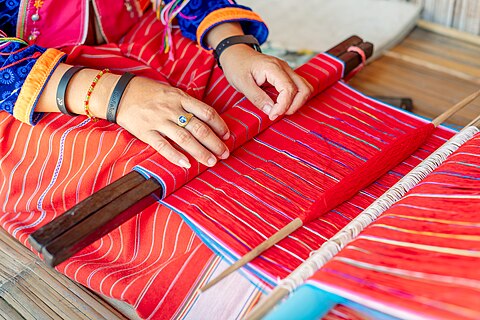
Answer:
1;0;66;125
162;0;269;50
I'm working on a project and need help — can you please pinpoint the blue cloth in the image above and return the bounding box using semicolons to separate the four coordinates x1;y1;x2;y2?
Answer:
264;285;344;320
0;0;18;36
265;284;402;320
166;0;268;48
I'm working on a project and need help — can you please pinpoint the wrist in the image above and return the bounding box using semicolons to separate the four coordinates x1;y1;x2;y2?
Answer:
206;22;244;49
66;70;120;119
218;43;256;68
88;72;120;119
214;35;261;69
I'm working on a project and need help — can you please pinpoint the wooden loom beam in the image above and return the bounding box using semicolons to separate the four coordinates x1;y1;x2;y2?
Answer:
28;36;374;267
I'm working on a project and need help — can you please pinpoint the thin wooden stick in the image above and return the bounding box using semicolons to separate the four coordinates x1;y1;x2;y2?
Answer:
199;218;303;292
200;92;480;293
246;289;288;320
431;89;480;126
467;113;480;128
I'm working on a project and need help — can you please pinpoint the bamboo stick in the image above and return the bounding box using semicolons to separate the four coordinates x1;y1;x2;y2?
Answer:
467;114;480;128
199;218;303;292
417;20;480;47
431;90;480;126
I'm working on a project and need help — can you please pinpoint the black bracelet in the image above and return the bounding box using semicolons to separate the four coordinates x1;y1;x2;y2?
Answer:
56;66;85;116
106;72;135;123
213;35;262;69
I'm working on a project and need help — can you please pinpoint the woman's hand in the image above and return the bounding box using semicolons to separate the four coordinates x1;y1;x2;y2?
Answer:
116;76;230;168
206;22;313;121
220;45;313;121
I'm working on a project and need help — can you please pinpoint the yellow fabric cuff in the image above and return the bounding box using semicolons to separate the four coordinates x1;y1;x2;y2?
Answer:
14;48;66;125
196;7;265;49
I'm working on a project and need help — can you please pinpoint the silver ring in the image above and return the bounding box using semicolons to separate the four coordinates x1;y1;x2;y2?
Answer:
177;113;194;128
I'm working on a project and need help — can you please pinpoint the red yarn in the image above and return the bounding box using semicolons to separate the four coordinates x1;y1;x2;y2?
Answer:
310;133;480;320
300;123;436;222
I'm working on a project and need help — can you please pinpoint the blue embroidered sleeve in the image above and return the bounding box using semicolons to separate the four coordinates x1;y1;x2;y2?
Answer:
1;0;41;121
1;0;65;124
0;38;46;118
163;0;268;49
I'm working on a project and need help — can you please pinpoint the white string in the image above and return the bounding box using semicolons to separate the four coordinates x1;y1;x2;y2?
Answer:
259;125;479;302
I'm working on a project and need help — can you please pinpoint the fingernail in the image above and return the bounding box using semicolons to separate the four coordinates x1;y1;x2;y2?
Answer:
207;157;216;166
179;159;191;168
220;150;229;159
263;104;273;115
269;114;279;121
222;132;230;140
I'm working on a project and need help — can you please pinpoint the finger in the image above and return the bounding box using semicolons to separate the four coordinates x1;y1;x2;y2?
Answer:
164;122;218;167
264;64;298;120
142;131;191;168
283;69;314;115
181;97;230;140
233;75;275;116
185;116;229;159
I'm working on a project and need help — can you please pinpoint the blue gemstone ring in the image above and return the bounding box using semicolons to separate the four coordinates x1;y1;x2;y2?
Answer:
177;113;194;128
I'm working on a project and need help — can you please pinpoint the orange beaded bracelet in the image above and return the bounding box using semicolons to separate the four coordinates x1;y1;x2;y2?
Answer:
84;68;110;121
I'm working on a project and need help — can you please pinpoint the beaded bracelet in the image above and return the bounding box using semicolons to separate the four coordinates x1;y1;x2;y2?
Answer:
84;68;110;121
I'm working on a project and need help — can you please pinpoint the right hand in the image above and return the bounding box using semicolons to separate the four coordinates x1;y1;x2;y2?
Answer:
115;76;230;168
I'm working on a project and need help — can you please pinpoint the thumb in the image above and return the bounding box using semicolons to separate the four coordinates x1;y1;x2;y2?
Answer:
236;76;275;116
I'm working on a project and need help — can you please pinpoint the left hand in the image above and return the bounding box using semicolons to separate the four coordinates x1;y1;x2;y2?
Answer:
220;44;313;121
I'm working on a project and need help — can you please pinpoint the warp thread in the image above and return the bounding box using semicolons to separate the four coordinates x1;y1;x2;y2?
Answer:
275;125;479;293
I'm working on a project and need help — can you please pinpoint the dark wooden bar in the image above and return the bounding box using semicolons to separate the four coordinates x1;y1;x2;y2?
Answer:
338;42;373;75
29;36;374;267
29;171;146;252
42;178;162;266
326;35;363;57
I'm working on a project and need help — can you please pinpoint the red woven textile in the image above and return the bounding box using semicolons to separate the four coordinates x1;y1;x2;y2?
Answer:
308;133;480;319
299;123;436;222
162;81;454;284
0;11;456;319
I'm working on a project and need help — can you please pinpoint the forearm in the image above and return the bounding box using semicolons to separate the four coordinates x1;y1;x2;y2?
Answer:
36;63;121;119
205;22;245;49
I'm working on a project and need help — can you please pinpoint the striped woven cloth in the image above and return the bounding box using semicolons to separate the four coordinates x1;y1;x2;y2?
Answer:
162;80;455;285
0;11;457;319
